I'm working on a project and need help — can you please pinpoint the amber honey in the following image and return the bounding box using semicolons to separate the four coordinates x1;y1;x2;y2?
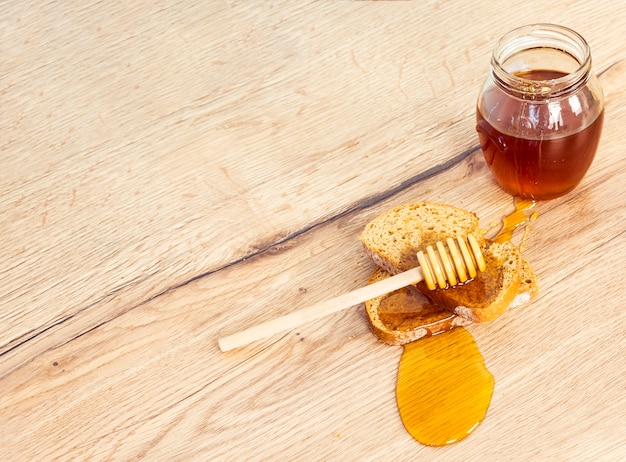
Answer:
476;25;604;200
378;288;455;332
477;69;604;200
493;197;537;244
396;328;494;446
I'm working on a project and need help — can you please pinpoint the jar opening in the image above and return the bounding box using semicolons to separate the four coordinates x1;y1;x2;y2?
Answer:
491;24;591;98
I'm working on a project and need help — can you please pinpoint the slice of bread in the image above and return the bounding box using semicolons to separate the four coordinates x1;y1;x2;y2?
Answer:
360;202;485;276
361;202;537;328
364;267;473;345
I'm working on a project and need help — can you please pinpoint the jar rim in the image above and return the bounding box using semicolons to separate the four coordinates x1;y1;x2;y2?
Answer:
491;24;592;98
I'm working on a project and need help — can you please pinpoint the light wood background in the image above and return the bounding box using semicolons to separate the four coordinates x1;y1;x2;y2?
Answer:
1;1;624;460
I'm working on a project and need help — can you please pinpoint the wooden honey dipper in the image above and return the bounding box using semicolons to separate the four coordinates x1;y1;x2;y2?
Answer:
218;235;486;352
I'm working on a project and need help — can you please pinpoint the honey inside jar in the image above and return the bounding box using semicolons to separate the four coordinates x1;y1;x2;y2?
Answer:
476;25;604;200
476;70;604;200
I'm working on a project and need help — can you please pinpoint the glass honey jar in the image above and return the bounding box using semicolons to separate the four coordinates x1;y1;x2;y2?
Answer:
476;24;604;200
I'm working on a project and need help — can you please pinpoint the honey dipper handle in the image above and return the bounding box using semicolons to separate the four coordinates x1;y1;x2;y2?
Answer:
218;267;424;352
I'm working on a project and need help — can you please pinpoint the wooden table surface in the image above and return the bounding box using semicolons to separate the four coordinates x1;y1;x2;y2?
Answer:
1;1;625;460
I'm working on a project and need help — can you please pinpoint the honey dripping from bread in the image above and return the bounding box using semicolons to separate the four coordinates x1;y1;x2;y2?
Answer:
396;328;494;446
393;198;538;446
387;289;494;446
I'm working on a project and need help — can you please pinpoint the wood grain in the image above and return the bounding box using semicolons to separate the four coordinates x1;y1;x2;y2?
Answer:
1;1;625;460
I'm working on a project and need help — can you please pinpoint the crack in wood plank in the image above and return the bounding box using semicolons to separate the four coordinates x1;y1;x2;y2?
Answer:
0;146;478;373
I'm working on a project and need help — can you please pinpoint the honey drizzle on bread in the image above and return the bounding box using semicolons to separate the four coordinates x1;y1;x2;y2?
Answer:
361;202;537;344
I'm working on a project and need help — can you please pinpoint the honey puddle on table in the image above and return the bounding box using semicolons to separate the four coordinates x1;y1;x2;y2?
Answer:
394;198;538;446
397;328;494;446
